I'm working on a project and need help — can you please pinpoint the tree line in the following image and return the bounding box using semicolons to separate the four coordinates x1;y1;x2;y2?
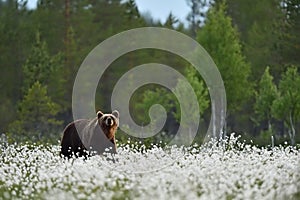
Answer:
0;0;299;145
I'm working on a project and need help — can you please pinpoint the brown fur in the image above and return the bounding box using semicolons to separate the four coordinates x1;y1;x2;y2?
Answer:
60;110;119;158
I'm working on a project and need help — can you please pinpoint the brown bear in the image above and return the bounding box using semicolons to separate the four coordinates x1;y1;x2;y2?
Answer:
60;110;119;158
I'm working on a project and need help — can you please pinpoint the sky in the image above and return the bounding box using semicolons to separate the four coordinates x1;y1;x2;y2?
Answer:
26;0;190;25
135;0;190;24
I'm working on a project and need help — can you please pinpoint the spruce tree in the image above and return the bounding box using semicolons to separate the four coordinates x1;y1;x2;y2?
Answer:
22;32;65;108
164;13;179;29
197;2;252;132
8;81;62;142
254;67;279;132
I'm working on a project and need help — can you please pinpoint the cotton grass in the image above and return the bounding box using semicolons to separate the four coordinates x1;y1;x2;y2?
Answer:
0;134;299;200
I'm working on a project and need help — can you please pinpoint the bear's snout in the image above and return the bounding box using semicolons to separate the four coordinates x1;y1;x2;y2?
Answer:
106;117;114;126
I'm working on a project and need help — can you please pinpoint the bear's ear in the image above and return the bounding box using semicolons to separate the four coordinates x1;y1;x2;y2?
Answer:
97;111;104;119
112;110;119;119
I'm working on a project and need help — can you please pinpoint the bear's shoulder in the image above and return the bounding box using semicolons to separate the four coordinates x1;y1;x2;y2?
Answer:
63;119;89;134
82;117;101;146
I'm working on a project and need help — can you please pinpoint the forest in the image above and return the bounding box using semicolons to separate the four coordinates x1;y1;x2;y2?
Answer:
0;0;299;146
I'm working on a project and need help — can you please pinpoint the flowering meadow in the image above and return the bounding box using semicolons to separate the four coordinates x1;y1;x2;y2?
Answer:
0;134;299;200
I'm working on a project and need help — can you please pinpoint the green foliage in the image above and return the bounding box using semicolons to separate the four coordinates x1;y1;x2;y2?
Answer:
172;66;209;124
137;66;209;132
8;81;62;142
245;20;282;78
254;67;279;125
0;0;299;145
272;66;300;122
272;66;300;145
216;0;284;79
197;2;252;113
137;88;171;125
186;0;210;37
33;0;65;54
63;25;79;113
0;0;35;130
281;0;300;66
0;99;15;131
164;13;179;28
23;32;66;108
6;30;65;143
125;0;140;21
23;32;53;91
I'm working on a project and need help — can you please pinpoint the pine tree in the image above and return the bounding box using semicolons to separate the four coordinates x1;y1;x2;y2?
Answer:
186;0;210;37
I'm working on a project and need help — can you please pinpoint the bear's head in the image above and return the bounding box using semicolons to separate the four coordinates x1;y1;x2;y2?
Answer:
97;110;119;140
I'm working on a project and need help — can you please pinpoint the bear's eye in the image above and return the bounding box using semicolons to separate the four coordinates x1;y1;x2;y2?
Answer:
103;116;107;121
